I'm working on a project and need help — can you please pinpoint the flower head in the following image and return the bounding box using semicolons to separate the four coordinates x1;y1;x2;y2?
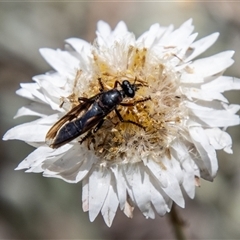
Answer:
3;19;240;226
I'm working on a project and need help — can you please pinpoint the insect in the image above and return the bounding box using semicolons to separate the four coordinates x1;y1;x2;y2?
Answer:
46;78;150;149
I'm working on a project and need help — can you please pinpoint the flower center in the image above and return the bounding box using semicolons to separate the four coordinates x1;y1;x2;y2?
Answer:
72;45;185;165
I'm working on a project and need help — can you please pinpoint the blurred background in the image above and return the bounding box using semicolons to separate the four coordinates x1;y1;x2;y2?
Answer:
1;1;240;239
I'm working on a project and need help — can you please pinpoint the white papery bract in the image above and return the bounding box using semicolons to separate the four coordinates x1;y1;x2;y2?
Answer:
3;19;240;227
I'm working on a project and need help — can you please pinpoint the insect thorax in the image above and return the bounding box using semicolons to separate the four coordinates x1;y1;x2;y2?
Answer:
100;90;123;110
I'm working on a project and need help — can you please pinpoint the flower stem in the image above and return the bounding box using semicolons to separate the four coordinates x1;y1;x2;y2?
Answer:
168;204;186;240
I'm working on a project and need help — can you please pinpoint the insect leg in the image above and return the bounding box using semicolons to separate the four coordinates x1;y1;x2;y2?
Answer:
79;131;92;145
113;80;122;88
78;97;91;103
98;78;105;92
79;119;105;144
93;119;105;133
120;96;151;106
115;109;144;129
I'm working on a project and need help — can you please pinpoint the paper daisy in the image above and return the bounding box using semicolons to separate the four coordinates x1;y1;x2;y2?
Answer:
3;19;240;227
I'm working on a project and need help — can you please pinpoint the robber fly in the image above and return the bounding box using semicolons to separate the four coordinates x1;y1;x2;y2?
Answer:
46;78;150;149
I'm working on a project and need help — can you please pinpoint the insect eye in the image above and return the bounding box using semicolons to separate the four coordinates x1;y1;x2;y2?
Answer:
122;80;129;86
122;80;135;98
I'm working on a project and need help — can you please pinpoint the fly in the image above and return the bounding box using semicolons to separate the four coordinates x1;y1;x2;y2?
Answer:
46;78;150;149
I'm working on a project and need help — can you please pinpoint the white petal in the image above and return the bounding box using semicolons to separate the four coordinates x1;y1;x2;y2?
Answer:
189;127;218;179
137;23;161;48
145;159;168;188
15;145;68;170
15;84;37;101
180;71;204;83
123;200;134;218
170;141;196;198
175;33;198;60
161;167;185;208
111;165;126;210
185;32;219;62
161;19;194;46
3;113;60;143
3;121;48;142
82;177;89;212
182;171;195;199
187;101;240;127
162;156;183;184
121;164;136;203
112;21;128;36
182;87;228;102
101;181;119;227
17;83;46;104
191;51;234;77
39;48;79;77
65;38;93;72
205;128;233;154
124;164;155;218
43;147;96;183
96;21;113;47
222;103;240;115
14;102;54;119
88;167;110;222
137;170;157;219
25;165;45;173
147;155;183;206
97;20;111;36
202;76;240;92
162;32;198;67
149;176;171;215
65;38;91;54
34;78;69;111
156;24;174;44
33;72;68;88
75;155;97;182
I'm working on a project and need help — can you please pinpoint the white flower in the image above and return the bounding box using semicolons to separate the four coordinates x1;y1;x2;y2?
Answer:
3;19;240;227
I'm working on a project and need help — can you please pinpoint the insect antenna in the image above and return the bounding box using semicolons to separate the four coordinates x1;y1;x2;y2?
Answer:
97;77;105;92
132;77;148;92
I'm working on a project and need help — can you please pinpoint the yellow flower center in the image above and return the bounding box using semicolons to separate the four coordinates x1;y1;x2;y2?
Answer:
70;45;186;165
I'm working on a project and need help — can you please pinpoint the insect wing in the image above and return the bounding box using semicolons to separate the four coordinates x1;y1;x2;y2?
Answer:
77;110;105;134
45;97;96;147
